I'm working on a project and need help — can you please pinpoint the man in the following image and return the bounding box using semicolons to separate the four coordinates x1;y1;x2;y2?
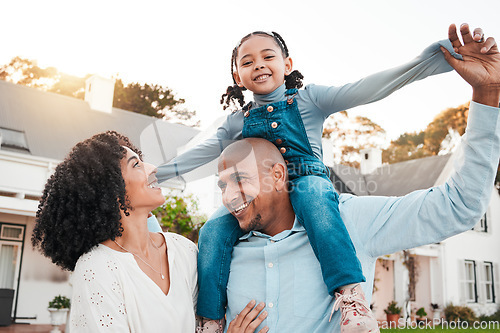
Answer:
203;24;500;332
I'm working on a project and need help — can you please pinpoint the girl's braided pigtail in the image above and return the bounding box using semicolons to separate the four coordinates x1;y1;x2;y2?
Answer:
220;84;246;111
285;70;304;89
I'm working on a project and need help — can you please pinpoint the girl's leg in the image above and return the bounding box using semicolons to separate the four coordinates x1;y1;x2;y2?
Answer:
197;205;244;320
289;175;365;295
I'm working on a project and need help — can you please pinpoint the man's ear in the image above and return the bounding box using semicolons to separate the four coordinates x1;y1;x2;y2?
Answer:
284;57;293;76
272;162;287;192
233;71;244;88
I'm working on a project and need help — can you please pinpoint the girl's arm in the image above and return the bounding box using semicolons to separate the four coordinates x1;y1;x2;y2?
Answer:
308;39;462;116
156;111;243;183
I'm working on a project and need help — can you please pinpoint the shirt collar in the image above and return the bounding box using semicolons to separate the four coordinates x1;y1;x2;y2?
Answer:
239;215;305;241
252;84;286;107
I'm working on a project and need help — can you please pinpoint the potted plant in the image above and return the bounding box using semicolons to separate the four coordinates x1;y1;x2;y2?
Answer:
48;295;70;333
384;301;402;327
416;307;427;323
431;303;442;322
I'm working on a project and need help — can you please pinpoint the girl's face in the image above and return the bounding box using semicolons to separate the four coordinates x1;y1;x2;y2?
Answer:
120;147;165;213
233;35;293;95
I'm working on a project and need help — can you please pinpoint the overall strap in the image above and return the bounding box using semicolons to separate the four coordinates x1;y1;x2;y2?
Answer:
241;102;253;112
285;88;298;105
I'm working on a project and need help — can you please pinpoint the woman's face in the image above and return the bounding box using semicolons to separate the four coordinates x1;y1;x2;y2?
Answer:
120;147;165;212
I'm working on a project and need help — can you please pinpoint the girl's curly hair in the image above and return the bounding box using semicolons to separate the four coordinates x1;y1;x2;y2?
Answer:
32;131;142;271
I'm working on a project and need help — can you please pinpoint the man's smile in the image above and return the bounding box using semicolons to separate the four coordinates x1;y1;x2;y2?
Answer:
230;199;254;217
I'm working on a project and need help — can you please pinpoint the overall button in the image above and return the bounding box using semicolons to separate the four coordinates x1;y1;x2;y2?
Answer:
271;122;278;129
275;139;283;144
244;111;250;117
267;105;274;112
280;147;287;154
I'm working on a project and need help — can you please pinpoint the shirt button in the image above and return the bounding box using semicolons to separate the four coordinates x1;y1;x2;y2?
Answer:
268;302;274;308
271;122;278;129
280;147;286;154
244;111;250;117
275;139;283;144
267;105;274;112
268;262;274;268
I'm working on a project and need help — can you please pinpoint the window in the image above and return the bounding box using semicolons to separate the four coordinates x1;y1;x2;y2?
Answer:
483;262;495;303
464;260;478;303
472;213;488;232
0;223;24;293
0;225;23;241
0;128;30;153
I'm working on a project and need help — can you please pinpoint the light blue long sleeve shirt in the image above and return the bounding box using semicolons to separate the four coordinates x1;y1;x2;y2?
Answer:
156;40;460;182
224;102;500;332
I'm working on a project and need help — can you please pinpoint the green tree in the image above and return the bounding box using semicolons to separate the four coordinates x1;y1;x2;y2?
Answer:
383;103;469;164
383;102;500;194
49;72;90;99
151;192;206;243
0;56;57;89
113;78;198;125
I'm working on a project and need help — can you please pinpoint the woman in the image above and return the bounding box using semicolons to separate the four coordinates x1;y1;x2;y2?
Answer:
32;131;266;332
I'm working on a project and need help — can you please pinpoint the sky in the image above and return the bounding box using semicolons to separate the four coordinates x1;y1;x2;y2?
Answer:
2;0;500;140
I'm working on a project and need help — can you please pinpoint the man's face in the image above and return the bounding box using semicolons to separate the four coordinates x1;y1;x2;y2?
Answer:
217;151;276;233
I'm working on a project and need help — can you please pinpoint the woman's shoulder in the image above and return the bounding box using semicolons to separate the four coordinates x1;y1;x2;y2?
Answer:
163;232;198;255
73;244;123;277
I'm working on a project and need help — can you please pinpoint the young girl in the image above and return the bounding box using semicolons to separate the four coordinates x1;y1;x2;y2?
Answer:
156;30;462;331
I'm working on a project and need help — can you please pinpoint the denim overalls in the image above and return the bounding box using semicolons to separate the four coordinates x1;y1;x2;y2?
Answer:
197;89;365;320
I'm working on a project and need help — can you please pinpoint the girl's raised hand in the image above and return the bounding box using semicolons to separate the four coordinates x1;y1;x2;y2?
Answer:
227;300;269;333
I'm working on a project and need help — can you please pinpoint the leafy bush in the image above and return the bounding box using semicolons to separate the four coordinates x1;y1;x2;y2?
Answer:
416;307;427;318
48;295;70;309
152;192;206;243
444;303;478;324
384;301;402;315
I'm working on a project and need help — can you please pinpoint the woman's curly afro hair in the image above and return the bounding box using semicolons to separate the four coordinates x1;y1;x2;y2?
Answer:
32;131;142;271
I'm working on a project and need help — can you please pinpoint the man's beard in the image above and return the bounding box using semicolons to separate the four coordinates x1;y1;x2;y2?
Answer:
241;213;262;233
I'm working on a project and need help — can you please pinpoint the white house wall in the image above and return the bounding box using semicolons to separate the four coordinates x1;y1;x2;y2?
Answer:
372;259;395;320
413;256;432;318
440;187;500;316
0;151;72;324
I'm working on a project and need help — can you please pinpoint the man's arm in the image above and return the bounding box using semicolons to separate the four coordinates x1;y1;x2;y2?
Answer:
340;101;500;258
340;24;500;258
